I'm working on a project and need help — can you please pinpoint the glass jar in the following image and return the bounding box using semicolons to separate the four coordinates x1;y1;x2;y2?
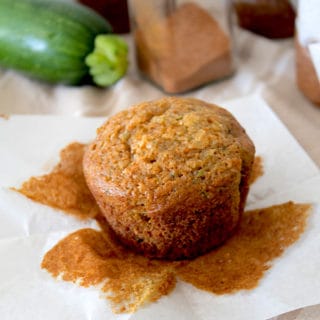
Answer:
232;0;296;39
78;0;130;33
129;0;235;93
295;0;320;106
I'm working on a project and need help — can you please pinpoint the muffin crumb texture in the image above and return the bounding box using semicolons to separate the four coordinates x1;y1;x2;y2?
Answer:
84;97;255;259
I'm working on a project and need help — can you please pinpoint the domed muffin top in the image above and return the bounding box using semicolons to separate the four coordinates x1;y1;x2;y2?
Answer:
84;97;254;212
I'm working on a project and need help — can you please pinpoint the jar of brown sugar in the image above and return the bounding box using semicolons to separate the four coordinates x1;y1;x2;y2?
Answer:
295;0;320;106
129;0;235;94
232;0;296;39
78;0;130;34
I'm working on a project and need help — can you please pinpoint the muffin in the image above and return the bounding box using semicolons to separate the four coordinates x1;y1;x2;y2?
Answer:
83;97;255;260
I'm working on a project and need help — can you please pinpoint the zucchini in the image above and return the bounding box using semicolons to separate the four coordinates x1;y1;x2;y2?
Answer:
0;0;128;86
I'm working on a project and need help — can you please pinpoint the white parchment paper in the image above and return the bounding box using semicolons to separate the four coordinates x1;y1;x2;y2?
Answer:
0;94;319;320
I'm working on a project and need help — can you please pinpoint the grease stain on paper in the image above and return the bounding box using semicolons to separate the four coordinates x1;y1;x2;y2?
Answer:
17;143;310;313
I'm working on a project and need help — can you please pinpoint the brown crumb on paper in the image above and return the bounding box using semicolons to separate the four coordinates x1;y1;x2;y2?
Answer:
16;142;311;313
249;156;264;184
0;114;9;120
42;228;179;313
15;143;100;219
41;200;310;313
177;202;311;294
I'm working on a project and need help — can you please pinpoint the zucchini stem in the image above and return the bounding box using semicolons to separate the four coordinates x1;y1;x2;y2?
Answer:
85;34;128;86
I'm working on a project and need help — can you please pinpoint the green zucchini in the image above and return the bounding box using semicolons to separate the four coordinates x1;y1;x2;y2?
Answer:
0;0;128;86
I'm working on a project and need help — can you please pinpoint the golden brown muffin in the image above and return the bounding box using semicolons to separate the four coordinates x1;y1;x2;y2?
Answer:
83;97;255;260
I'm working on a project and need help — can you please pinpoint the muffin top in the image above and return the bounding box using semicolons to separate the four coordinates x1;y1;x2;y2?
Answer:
85;97;254;212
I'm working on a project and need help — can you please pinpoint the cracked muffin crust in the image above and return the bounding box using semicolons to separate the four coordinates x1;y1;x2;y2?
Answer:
83;97;255;260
